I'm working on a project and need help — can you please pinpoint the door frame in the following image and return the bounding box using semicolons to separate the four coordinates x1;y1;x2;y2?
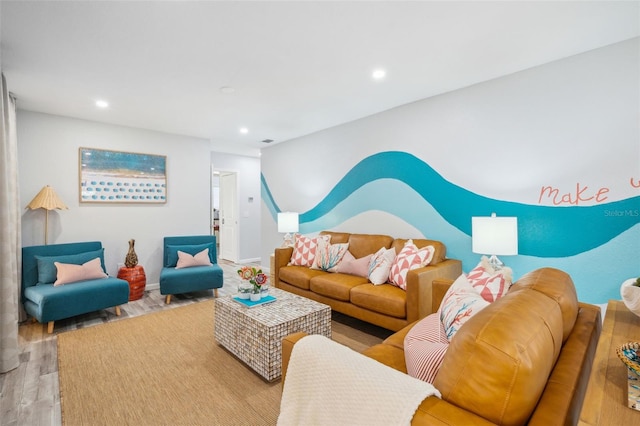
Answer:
214;168;239;262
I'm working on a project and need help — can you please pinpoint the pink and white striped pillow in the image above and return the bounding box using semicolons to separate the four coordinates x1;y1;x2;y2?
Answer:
404;313;449;383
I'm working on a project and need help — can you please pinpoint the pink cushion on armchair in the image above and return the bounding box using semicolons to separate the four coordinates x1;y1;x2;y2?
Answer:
54;257;107;286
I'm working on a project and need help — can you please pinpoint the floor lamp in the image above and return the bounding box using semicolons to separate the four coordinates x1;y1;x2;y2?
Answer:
26;185;68;245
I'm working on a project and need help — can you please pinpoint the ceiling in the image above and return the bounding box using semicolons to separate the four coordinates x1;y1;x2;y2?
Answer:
1;1;638;156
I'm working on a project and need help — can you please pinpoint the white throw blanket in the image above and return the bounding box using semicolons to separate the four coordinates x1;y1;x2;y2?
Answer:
278;335;440;426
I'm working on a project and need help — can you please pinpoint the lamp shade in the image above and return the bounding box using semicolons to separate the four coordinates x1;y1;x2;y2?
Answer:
472;213;518;256
26;185;68;211
277;212;299;233
26;185;68;245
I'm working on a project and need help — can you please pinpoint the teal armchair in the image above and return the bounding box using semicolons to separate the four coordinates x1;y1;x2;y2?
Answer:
159;235;224;304
22;241;129;333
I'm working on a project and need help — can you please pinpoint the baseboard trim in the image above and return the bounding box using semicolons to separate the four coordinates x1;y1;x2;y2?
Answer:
237;257;261;264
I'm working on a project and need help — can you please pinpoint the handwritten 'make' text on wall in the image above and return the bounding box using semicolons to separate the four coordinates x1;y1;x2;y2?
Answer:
538;177;639;206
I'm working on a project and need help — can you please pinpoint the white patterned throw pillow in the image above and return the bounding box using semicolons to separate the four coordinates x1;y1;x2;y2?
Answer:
311;238;350;272
388;240;435;290
466;256;513;302
368;246;396;285
289;234;331;267
439;274;490;341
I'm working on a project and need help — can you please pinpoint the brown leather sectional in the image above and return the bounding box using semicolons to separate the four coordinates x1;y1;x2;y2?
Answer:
273;231;462;331
282;267;602;425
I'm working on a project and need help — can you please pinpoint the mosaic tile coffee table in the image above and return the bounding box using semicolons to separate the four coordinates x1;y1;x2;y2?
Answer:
214;287;331;381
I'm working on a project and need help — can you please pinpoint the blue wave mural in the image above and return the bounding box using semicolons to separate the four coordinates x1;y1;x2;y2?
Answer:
262;151;640;303
263;151;639;257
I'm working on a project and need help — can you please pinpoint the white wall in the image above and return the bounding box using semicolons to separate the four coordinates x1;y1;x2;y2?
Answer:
18;111;212;285
211;152;261;263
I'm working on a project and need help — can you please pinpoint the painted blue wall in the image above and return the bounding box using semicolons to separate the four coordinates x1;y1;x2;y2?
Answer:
260;39;640;304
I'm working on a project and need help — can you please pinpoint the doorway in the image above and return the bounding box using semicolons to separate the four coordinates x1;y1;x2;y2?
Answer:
214;170;239;262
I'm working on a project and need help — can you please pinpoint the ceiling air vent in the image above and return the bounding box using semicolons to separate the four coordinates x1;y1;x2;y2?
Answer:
261;139;274;144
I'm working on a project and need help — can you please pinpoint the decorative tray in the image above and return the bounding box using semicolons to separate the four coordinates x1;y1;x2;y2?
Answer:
232;295;277;308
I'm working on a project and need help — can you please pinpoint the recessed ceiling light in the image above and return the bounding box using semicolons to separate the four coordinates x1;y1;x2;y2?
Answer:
372;69;386;80
220;86;236;94
95;100;109;108
239;127;249;134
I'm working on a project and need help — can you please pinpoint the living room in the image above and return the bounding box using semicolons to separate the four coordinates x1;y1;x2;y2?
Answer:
1;1;639;425
5;1;637;305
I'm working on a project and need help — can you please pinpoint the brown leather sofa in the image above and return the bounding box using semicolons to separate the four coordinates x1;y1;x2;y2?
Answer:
274;231;462;331
281;267;602;425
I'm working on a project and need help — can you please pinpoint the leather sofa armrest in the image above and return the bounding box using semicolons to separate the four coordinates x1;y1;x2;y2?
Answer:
413;397;496;425
431;278;455;312
274;247;294;287
405;259;461;323
281;331;308;386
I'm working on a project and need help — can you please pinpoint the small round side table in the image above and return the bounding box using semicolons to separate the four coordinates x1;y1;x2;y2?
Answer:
117;265;147;301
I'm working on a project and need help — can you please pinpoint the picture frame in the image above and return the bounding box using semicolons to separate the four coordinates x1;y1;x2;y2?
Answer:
79;147;167;203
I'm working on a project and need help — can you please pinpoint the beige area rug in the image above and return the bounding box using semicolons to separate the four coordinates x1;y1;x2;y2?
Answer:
57;299;389;426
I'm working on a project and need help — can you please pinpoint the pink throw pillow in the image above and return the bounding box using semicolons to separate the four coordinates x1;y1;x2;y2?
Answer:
175;248;212;269
439;274;490;341
289;234;330;267
54;257;107;286
336;251;373;278
467;256;513;302
388;240;435;290
404;312;449;383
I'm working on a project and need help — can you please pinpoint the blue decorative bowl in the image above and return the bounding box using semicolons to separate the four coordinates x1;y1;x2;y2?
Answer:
617;342;640;376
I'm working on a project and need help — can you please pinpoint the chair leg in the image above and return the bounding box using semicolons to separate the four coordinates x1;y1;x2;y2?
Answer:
115;306;121;316
47;321;54;334
165;294;172;304
214;288;219;298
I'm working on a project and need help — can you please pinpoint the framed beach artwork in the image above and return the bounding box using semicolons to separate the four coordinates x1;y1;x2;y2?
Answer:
79;147;167;203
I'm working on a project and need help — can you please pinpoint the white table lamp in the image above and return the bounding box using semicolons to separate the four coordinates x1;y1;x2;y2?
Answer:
277;212;299;247
472;213;518;270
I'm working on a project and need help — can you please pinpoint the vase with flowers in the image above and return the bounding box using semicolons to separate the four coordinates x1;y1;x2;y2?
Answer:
237;266;268;301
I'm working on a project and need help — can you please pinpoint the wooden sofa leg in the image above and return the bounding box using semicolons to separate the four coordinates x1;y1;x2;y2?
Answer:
115;306;121;316
47;321;54;334
165;295;172;304
214;289;219;298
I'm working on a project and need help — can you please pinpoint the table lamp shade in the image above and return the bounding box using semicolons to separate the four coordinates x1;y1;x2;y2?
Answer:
277;212;299;233
472;214;518;256
277;212;299;247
